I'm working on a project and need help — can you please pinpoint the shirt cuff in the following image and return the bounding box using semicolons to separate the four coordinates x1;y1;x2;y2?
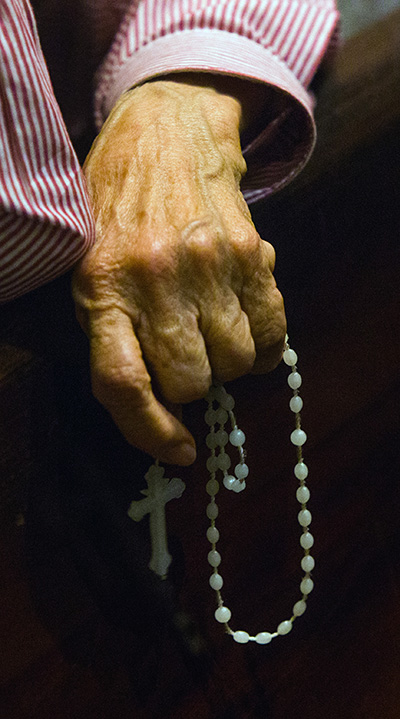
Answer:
95;29;316;202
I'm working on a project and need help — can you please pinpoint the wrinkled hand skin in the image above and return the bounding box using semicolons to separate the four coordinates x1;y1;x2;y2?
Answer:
72;80;286;466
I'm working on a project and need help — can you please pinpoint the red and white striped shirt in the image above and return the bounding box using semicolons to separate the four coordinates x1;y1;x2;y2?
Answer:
0;0;339;303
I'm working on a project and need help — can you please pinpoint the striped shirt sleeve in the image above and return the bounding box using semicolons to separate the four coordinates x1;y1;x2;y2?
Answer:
95;0;339;203
0;0;95;303
0;1;338;303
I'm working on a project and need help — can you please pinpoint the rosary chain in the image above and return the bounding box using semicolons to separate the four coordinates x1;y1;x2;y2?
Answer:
205;336;314;644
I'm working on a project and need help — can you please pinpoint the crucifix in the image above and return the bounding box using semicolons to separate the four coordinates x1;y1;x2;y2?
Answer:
127;463;185;579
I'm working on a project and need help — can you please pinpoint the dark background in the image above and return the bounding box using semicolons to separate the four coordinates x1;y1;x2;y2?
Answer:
1;9;400;719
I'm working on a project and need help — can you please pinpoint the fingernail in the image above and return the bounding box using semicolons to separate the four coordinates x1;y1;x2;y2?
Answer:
173;443;197;466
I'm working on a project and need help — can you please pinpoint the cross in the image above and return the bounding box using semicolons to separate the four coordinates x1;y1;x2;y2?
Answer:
127;463;185;579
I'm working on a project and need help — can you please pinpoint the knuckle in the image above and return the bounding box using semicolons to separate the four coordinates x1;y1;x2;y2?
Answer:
214;352;256;383
145;242;172;277
254;315;287;373
235;346;257;375
72;257;121;311
267;321;286;353
262;240;277;271
163;374;212;404
92;364;151;408
206;308;256;381
183;219;225;260
131;243;173;284
264;297;287;346
232;224;261;260
213;345;256;382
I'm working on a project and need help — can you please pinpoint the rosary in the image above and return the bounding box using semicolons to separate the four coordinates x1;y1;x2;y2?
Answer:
128;335;313;645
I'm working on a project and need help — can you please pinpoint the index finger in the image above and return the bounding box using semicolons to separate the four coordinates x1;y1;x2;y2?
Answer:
87;308;197;465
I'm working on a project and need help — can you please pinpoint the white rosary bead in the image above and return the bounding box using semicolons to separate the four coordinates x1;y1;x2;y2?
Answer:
223;475;237;490
293;600;307;617
217;453;231;471
206;432;218;450
215;407;228;425
223;475;245;492
229;428;246;447
206;479;220;496
300;531;314;549
232;480;246;493
207;526;220;543
283;349;298;366
296;485;310;504
206;455;219;473
255;632;272;644
215;606;231;623
208;550;221;567
215;429;229;447
220;393;235;411
289;395;303;413
291;429;307;446
209;572;223;590
205;386;217;402
294;462;309;480
301;555;315;572
233;631;250;644
298;509;312;527
300;577;314;595
234;463;249;479
205;408;217;425
212;385;227;403
206;502;219;520
277;620;293;635
288;372;302;390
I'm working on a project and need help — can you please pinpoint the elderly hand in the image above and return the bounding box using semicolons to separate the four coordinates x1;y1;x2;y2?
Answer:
72;80;286;466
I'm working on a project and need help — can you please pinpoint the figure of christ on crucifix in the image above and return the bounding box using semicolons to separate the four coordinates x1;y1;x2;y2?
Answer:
127;464;186;579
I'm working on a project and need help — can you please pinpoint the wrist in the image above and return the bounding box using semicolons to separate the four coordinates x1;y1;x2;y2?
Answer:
97;80;246;183
145;73;271;131
120;79;242;139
